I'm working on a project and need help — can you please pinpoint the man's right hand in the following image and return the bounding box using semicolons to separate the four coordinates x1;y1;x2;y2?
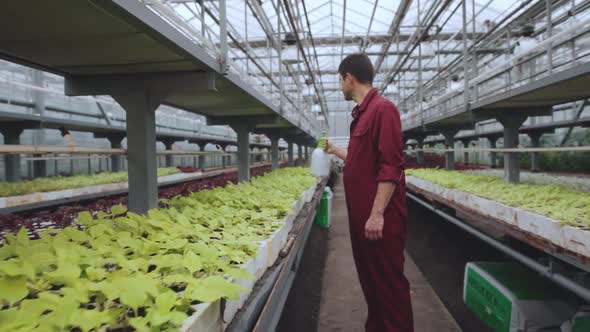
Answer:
324;140;335;154
324;140;347;161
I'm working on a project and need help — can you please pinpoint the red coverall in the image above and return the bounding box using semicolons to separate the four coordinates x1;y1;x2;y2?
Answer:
342;88;414;332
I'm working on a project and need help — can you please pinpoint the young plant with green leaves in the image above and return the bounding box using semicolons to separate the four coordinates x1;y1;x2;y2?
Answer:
0;168;180;198
406;168;590;229
0;167;316;331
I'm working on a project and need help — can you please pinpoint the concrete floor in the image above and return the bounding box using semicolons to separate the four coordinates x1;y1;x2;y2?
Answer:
318;177;462;332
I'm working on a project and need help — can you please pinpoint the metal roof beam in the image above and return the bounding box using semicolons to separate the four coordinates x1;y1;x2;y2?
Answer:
231;50;409;61
374;0;412;73
360;0;380;53
281;0;329;122
253;66;441;77
226;31;486;48
379;0;454;91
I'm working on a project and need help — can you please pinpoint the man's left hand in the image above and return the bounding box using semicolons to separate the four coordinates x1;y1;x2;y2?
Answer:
365;213;384;240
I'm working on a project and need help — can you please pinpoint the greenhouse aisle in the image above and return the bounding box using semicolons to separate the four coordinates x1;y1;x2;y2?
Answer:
318;176;461;332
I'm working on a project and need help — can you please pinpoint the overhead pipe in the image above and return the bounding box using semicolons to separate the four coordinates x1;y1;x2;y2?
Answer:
219;0;228;73
462;0;469;103
183;2;277;87
248;0;307;111
278;0;283;112
290;0;328;119
380;0;451;91
339;0;347;60
287;1;307;112
301;0;330;123
263;0;317;114
281;0;329;123
373;0;412;73
360;0;380;54
380;0;590;108
195;0;302;113
465;16;590;87
389;1;462;97
410;0;537;97
265;0;314;116
379;0;453;92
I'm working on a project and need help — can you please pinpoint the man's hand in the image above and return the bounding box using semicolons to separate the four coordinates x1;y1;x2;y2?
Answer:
324;140;347;161
365;213;384;240
324;140;335;154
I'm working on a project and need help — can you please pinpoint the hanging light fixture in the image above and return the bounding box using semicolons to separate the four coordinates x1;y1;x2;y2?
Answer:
385;85;398;94
519;23;535;37
284;32;297;46
448;74;462;91
359;38;370;50
282;32;303;65
409;42;434;59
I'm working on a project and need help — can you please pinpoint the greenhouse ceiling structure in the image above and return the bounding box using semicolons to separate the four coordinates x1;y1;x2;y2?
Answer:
135;0;584;113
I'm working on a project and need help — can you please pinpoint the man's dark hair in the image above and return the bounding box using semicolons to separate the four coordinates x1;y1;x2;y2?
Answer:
338;53;374;84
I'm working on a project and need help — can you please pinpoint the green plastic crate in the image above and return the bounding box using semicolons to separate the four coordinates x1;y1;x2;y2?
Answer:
573;314;590;332
463;262;575;332
314;188;333;228
562;308;590;332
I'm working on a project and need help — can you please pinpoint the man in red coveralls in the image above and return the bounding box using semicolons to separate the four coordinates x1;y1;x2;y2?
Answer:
325;54;413;332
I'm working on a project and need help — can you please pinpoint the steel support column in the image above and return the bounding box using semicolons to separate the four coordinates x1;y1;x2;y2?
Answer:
461;139;470;165
488;136;499;168
1;128;24;182
219;0;228;73
442;130;459;170
163;139;175;168
270;136;280;170
107;134;125;172
197;143;207;170
113;92;159;214
529;132;543;172
416;136;425;164
498;115;527;184
220;144;228;169
65;71;215;213
231;124;251;182
33;71;47;178
287;141;294;167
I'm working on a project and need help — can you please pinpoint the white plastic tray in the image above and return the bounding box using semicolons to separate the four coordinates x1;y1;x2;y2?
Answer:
181;182;319;332
406;176;590;260
0;172;204;209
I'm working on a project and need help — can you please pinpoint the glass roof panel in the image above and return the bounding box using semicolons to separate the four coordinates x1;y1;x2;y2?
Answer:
149;0;554;121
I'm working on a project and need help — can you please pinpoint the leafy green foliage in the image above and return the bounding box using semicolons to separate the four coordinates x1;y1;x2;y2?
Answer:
0;168;180;197
0;167;316;331
407;168;590;229
516;130;590;172
468;169;590;193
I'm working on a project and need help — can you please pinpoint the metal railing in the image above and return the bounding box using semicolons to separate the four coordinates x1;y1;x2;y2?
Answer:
141;0;320;138
0;61;276;145
400;16;590;132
